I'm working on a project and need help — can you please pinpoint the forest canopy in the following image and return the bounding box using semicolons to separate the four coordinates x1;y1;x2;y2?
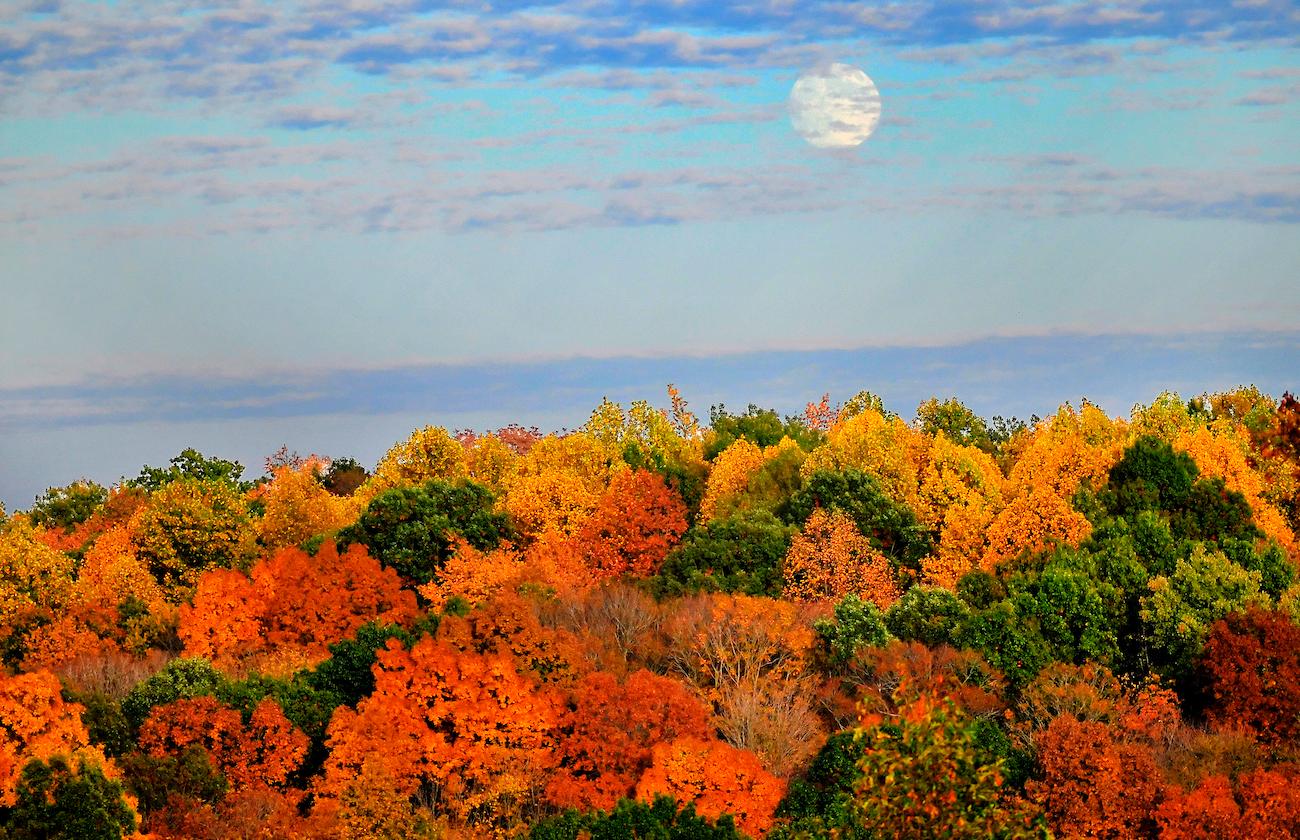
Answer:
1;386;1299;839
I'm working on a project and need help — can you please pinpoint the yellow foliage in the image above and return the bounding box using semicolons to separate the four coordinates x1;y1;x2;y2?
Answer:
369;425;468;492
254;459;357;549
511;433;616;496
71;526;167;614
0;519;74;635
1008;403;1127;499
466;434;519;493
783;509;900;608
918;435;1007;589
128;479;258;600
1129;391;1195;441
502;470;599;539
1176;421;1296;554
699;439;766;521
801;410;927;511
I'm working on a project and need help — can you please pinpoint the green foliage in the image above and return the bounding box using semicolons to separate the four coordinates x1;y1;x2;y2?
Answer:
62;690;132;758
914;398;994;453
654;510;794;597
705;404;821;461
338;479;513;584
122;745;227;816
1008;550;1125;668
1140;544;1270;682
785;469;933;573
814;594;893;671
955;601;1052;690
2;756;137;840
850;693;1050;839
771;731;867;839
307;621;420;707
529;796;744;840
129;448;248;492
28;480;108;533
838;391;895;422
1222;538;1294;599
956;570;1005;610
885;586;970;649
121;657;225;730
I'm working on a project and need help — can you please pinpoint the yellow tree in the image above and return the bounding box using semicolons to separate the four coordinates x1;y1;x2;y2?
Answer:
918;435;1006;588
800;409;928;512
253;458;357;549
0;519;74;641
368;425;467;494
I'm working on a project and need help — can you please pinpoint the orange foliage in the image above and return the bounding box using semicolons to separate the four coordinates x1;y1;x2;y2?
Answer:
150;786;330;840
70;525;168;621
139;696;308;789
783;509;899;607
0;670;113;807
662;593;814;701
577;469;687;579
546;670;713;811
180;541;417;674
1156;767;1300;840
634;736;785;837
1027;714;1165;839
1009;402;1127;499
319;635;562;827
436;592;589;686
982;489;1092;569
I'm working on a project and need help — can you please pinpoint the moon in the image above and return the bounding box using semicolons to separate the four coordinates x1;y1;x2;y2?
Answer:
789;63;882;149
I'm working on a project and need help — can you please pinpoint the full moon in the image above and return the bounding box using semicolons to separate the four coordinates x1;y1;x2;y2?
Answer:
789;63;882;149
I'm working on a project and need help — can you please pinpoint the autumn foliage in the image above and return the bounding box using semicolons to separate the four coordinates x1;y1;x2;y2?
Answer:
5;387;1300;838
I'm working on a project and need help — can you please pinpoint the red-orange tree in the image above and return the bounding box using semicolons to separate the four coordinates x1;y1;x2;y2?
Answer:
546;669;713;811
577;468;687;579
634;736;785;837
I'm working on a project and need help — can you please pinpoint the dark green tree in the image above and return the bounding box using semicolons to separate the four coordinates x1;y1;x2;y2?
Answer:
654;510;794;597
337;479;513;584
3;756;137;840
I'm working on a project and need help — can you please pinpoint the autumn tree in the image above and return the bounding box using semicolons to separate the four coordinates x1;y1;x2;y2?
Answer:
138;696;308;790
0;670;113;807
368;425;467;492
577;468;687;579
1197;608;1300;748
319;634;562;830
252;458;356;549
785;469;932;574
545;670;713;811
634;737;785;837
128;478;257;599
783;509;899;607
851;687;1048;840
1027;714;1165;838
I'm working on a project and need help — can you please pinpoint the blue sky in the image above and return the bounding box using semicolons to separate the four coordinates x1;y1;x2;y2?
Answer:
0;0;1297;507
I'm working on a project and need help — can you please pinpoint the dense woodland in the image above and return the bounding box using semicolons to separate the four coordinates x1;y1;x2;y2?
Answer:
1;386;1299;839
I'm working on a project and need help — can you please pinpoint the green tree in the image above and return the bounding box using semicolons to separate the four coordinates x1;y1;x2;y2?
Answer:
338;479;513;584
850;691;1049;840
28;481;108;533
705;404;821;460
530;796;745;840
654;510;794;597
129;448;248;492
814;594;893;672
885;586;970;649
3;756;137;840
915;398;995;453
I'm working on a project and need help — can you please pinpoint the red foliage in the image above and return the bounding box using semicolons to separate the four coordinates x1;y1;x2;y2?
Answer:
1199;608;1300;748
1027;715;1165;839
635;737;785;837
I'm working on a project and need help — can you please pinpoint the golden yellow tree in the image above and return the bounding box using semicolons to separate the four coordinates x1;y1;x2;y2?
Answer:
368;425;467;493
801;410;928;512
253;458;357;549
